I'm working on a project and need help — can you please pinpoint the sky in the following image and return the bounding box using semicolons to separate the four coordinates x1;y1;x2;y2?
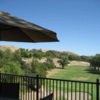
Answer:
0;0;100;56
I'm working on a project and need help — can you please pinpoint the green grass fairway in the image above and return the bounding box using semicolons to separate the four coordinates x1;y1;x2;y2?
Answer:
49;65;100;82
48;65;100;100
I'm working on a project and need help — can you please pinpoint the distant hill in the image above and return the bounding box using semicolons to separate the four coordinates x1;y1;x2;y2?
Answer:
0;45;20;52
0;45;79;56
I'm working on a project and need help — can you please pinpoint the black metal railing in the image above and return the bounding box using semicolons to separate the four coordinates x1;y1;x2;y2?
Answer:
0;72;100;100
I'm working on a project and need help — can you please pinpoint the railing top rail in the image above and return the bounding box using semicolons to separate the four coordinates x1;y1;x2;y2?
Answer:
0;72;100;84
0;73;37;79
39;77;97;84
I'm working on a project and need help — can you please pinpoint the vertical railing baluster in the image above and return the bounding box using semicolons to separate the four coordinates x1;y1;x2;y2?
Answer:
63;81;65;100
83;83;85;100
36;74;39;100
30;77;32;100
46;79;47;96
48;80;50;94
34;78;35;100
71;82;72;100
23;76;24;100
43;79;45;97
79;82;81;100
67;81;69;100
60;81;61;100
53;80;54;100
87;84;88;100
26;76;27;100
88;83;89;100
56;80;57;100
91;84;93;100
50;79;51;94
47;79;48;95
20;76;22;99
40;78;42;99
75;82;76;100
28;77;29;100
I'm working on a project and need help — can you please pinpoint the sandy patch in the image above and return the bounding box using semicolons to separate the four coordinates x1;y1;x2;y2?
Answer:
0;45;20;52
72;77;88;81
68;61;90;66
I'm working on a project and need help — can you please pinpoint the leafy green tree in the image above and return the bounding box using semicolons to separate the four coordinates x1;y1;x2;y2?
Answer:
45;51;53;58
41;62;56;70
4;48;13;61
68;55;81;61
13;50;22;61
57;57;69;69
45;50;58;58
0;49;12;67
21;50;29;58
0;50;4;58
89;55;100;70
58;52;68;59
46;56;54;64
33;52;43;59
2;61;24;75
31;59;40;74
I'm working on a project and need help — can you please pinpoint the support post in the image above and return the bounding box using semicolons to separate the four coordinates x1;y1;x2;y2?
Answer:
96;79;99;100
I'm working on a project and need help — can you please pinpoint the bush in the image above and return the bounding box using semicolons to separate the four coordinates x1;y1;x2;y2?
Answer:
42;62;56;70
68;55;81;61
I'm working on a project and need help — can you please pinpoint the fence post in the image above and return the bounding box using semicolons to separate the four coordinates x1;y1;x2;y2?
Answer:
36;74;39;100
96;79;99;100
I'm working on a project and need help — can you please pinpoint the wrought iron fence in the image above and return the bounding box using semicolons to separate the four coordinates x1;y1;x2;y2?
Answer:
0;72;100;100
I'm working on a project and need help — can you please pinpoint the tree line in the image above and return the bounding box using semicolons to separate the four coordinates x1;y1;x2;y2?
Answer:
0;49;56;78
0;48;94;77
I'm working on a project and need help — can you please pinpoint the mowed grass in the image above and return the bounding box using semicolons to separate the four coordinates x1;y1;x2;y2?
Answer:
49;65;100;82
47;65;100;100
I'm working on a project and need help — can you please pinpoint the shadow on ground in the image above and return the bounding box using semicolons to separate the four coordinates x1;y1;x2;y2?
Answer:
85;67;100;75
55;67;62;69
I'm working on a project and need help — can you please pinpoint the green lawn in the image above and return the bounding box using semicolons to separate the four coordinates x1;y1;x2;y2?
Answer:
49;65;100;82
47;65;100;100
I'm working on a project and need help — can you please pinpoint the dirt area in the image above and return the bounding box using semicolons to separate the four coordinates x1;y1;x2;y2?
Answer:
22;57;61;67
68;61;90;66
0;45;19;52
72;77;88;81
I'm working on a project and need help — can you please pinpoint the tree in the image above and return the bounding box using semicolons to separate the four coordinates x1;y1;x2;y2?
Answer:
57;57;69;69
0;50;4;58
21;50;29;58
46;56;54;64
4;48;13;61
31;59;47;77
31;59;40;74
89;55;100;70
13;50;22;61
68;55;81;61
58;52;68;59
2;61;24;75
